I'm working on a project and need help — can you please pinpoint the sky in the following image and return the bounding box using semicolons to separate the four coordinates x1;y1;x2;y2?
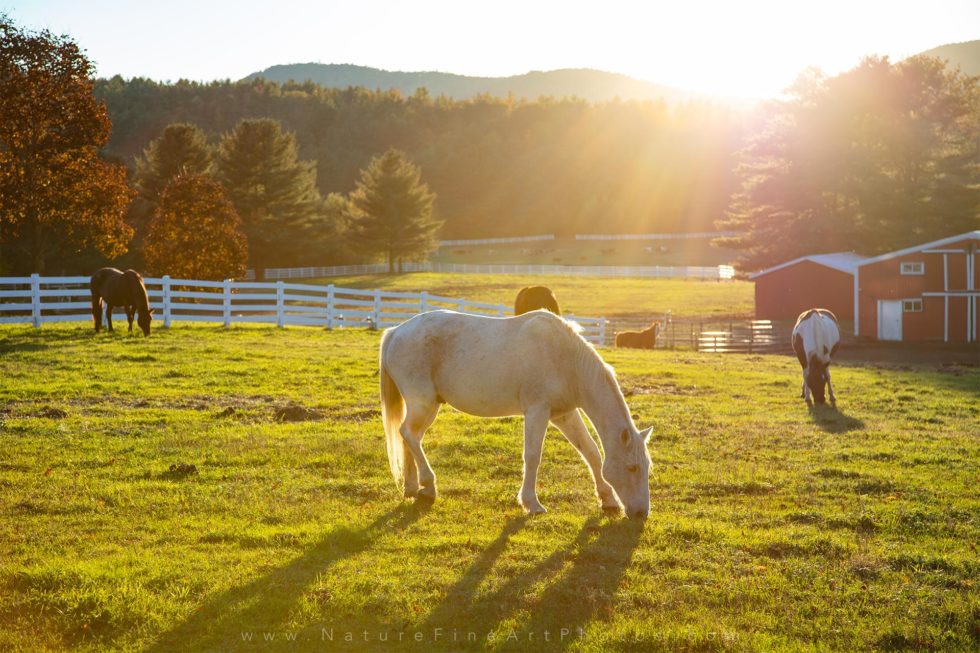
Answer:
4;0;979;98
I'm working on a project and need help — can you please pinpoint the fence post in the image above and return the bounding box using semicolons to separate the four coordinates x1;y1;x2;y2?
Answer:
372;290;381;329
599;318;606;346
326;284;335;329
276;281;285;327
420;290;428;313
223;279;232;327
456;298;466;313
162;275;172;327
30;273;41;328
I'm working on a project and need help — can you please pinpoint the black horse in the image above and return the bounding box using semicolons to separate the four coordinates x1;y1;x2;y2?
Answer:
90;268;154;335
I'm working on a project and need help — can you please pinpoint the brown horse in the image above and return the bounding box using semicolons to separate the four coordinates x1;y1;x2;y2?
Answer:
90;268;153;335
614;321;661;349
514;286;561;316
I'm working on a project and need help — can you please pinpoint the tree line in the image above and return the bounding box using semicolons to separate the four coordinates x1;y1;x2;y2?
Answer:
2;13;976;276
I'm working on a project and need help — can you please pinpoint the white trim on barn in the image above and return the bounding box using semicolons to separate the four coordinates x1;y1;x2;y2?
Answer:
856;231;980;267
748;252;865;280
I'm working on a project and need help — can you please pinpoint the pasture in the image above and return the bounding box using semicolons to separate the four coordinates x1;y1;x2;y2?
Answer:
1;323;977;651
320;273;754;319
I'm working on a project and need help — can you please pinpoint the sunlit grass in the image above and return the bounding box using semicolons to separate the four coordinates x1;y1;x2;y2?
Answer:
0;324;977;651
321;273;753;319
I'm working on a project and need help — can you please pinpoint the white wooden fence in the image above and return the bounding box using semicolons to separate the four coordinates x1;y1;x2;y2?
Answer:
0;275;607;344
252;262;736;281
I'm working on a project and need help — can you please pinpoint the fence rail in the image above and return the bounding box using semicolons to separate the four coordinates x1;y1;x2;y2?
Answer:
251;262;736;281
0;275;606;345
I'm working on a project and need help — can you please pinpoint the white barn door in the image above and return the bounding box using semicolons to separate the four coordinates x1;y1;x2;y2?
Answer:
878;300;903;341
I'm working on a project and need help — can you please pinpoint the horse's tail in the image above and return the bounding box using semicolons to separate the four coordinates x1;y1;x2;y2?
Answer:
379;328;406;488
90;274;103;329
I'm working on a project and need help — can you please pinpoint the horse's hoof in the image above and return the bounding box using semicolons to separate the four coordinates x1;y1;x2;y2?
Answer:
601;503;622;515
417;485;437;501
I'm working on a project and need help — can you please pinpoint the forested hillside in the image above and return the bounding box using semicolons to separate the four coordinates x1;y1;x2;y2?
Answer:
243;63;696;103
95;77;742;239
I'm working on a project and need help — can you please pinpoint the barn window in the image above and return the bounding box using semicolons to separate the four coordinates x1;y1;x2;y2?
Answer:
902;299;923;312
900;262;925;275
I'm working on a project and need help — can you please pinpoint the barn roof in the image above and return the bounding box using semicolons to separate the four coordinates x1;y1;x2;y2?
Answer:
856;230;980;267
748;252;865;279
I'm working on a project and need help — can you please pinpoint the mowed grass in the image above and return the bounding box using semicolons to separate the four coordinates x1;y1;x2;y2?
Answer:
322;273;753;319
0;323;978;652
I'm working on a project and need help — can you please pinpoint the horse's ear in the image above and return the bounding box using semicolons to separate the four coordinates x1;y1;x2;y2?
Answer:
641;426;653;444
149;308;155;315
620;428;630;444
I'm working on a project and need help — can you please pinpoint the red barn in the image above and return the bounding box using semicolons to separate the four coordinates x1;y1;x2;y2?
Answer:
750;253;863;322
855;231;979;343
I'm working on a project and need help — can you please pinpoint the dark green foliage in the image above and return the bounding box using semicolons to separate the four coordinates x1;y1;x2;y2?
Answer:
134;123;212;201
345;149;440;272
215;118;322;274
94;77;741;241
721;56;980;271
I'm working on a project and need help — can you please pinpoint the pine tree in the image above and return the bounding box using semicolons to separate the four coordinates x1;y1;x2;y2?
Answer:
345;149;440;273
135;123;212;201
143;173;247;280
720;56;980;272
215;118;321;277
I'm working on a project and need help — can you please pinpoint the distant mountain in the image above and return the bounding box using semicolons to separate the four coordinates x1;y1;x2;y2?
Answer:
243;63;701;104
913;40;980;75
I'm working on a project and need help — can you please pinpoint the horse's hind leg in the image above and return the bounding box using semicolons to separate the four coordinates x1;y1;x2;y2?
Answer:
105;304;114;332
399;399;439;501
552;410;618;511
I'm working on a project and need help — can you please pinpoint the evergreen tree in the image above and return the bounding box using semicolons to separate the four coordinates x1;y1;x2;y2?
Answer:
215;118;321;277
345;149;440;273
720;56;980;271
144;172;247;280
0;15;134;273
134;123;212;201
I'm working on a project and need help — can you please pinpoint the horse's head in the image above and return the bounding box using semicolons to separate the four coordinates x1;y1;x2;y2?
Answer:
602;426;653;519
138;308;154;336
807;358;828;404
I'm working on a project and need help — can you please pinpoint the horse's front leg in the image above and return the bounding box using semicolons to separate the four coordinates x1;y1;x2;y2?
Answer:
126;306;135;333
105;304;114;332
551;410;618;512
825;368;836;407
518;405;550;514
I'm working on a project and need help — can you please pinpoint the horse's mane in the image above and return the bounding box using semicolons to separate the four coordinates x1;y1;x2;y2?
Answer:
554;315;621;400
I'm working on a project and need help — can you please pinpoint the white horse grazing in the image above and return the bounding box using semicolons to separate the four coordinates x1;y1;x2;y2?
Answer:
792;308;841;406
379;310;653;518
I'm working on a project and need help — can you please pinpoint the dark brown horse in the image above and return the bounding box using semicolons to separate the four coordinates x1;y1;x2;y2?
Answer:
514;286;561;316
90;268;153;335
615;321;661;349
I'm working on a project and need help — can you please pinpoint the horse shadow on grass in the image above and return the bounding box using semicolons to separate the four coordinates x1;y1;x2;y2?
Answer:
808;404;864;434
144;503;428;652
415;514;643;652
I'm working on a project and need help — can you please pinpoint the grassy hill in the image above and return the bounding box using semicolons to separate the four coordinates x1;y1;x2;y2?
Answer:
0;324;977;651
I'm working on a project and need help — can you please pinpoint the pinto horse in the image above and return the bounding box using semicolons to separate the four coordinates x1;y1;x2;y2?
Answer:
514;286;561;316
90;268;154;335
380;310;653;518
615;321;661;349
792;308;840;406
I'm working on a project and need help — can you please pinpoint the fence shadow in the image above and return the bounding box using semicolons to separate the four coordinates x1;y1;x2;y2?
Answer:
144;504;427;652
809;404;865;433
414;514;643;652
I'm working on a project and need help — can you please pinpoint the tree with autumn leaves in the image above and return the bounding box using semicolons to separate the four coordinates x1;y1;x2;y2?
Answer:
144;173;247;280
0;16;134;273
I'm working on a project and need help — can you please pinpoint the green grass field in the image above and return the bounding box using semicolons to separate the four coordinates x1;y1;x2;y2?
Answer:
1;323;977;652
323;273;754;319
